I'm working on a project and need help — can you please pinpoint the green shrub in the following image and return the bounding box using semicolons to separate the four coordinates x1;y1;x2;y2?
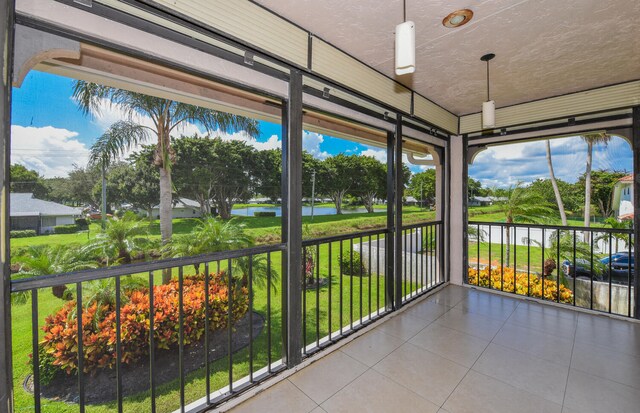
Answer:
10;230;37;238
53;224;80;234
340;250;368;276
75;218;89;229
254;211;276;217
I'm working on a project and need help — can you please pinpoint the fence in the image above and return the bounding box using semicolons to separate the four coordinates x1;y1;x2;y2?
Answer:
467;221;634;317
10;222;445;413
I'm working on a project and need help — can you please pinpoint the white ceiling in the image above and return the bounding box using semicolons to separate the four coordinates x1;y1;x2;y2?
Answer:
254;0;640;115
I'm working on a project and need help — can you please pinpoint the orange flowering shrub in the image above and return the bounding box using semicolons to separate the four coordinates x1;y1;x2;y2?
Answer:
39;272;248;375
468;267;573;304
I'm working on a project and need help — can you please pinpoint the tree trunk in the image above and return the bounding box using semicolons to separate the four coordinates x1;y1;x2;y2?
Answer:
361;193;375;213
584;140;593;242
101;164;107;230
545;140;567;226
159;166;173;283
505;224;511;268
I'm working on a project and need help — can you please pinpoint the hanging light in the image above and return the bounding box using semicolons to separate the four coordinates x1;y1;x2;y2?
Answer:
395;0;415;75
481;53;496;129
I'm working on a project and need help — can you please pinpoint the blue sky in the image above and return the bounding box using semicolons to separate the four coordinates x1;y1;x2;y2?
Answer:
11;71;632;186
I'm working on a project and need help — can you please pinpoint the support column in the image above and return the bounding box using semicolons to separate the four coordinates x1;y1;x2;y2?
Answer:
449;136;465;285
282;70;303;365
633;106;640;319
0;0;14;412
394;116;404;307
385;130;395;310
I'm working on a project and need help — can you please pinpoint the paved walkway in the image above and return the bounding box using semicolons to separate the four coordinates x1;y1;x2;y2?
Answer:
222;285;640;413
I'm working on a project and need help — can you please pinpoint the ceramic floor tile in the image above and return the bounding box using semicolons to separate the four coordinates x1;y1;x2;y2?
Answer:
375;312;432;340
435;307;505;341
409;322;490;367
229;379;317;413
516;301;578;320
570;341;640;389
404;300;450;322
563;368;640;413
472;343;569;405
442;370;562;413
321;369;440;413
492;323;574;366
289;351;368;404
373;342;468;406
506;306;577;340
340;329;405;367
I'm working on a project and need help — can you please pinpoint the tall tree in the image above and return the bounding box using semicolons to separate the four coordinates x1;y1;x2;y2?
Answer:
545;139;567;225
408;169;437;207
10;164;48;198
317;154;360;214
89;121;147;228
498;183;554;267
73;81;259;282
576;169;626;218
580;132;611;228
352;156;386;213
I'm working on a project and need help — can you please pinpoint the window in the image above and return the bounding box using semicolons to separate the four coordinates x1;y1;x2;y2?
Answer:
41;216;56;227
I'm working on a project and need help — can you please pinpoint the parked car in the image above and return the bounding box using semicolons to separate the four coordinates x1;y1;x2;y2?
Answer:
600;252;634;270
562;254;633;284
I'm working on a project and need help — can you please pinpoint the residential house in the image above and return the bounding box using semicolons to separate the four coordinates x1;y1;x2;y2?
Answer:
146;198;203;219
612;174;634;220
10;193;81;234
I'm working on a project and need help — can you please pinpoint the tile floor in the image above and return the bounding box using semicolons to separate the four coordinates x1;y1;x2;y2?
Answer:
224;285;640;413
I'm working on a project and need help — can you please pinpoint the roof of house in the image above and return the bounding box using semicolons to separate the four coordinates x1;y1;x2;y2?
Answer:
618;174;633;183
405;196;418;202
153;198;200;209
10;193;82;217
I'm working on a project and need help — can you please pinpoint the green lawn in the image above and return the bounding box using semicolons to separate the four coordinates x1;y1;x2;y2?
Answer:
10;212;433;413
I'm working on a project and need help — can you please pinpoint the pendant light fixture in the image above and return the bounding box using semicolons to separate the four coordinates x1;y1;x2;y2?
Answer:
481;53;496;129
395;0;415;75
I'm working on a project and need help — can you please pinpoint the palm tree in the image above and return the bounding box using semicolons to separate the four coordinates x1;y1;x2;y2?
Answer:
171;217;253;273
89;121;148;229
545;139;567;225
89;212;150;264
72;81;259;282
498;183;555;267
581;132;611;230
13;245;98;302
233;254;279;291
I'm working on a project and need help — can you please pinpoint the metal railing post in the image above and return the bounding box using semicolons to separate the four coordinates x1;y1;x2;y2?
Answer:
633;106;640;319
385;130;395;310
0;0;15;411
394;115;404;307
282;69;303;365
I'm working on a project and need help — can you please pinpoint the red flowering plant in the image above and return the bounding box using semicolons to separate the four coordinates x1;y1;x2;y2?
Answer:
38;272;248;378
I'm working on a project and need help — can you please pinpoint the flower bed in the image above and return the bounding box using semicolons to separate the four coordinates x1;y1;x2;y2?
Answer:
39;272;248;377
468;267;573;304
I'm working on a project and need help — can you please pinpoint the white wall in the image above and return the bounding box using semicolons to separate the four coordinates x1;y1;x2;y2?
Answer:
150;207;201;219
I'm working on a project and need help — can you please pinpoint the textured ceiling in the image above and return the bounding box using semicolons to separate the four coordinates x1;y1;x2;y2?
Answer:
254;0;640;115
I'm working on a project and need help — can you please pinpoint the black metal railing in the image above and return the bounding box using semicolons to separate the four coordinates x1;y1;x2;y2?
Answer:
11;244;286;413
300;228;390;356
10;222;446;413
467;221;634;317
400;221;444;304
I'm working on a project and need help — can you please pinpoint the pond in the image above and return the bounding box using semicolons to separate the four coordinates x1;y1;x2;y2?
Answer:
232;206;370;217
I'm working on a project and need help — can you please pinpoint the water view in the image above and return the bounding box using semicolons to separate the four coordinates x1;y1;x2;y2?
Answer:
232;206;371;216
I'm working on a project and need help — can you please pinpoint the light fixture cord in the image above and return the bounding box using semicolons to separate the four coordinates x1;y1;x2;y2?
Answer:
486;60;491;101
403;0;406;22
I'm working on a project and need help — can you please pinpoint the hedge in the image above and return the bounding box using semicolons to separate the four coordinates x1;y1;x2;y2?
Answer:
10;230;37;238
39;272;248;376
254;211;277;217
340;250;369;276
53;224;80;234
75;218;89;230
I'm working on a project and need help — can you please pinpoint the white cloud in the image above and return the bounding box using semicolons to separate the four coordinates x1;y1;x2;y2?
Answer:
303;131;330;159
470;135;632;188
361;148;387;163
11;125;90;178
218;130;281;151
